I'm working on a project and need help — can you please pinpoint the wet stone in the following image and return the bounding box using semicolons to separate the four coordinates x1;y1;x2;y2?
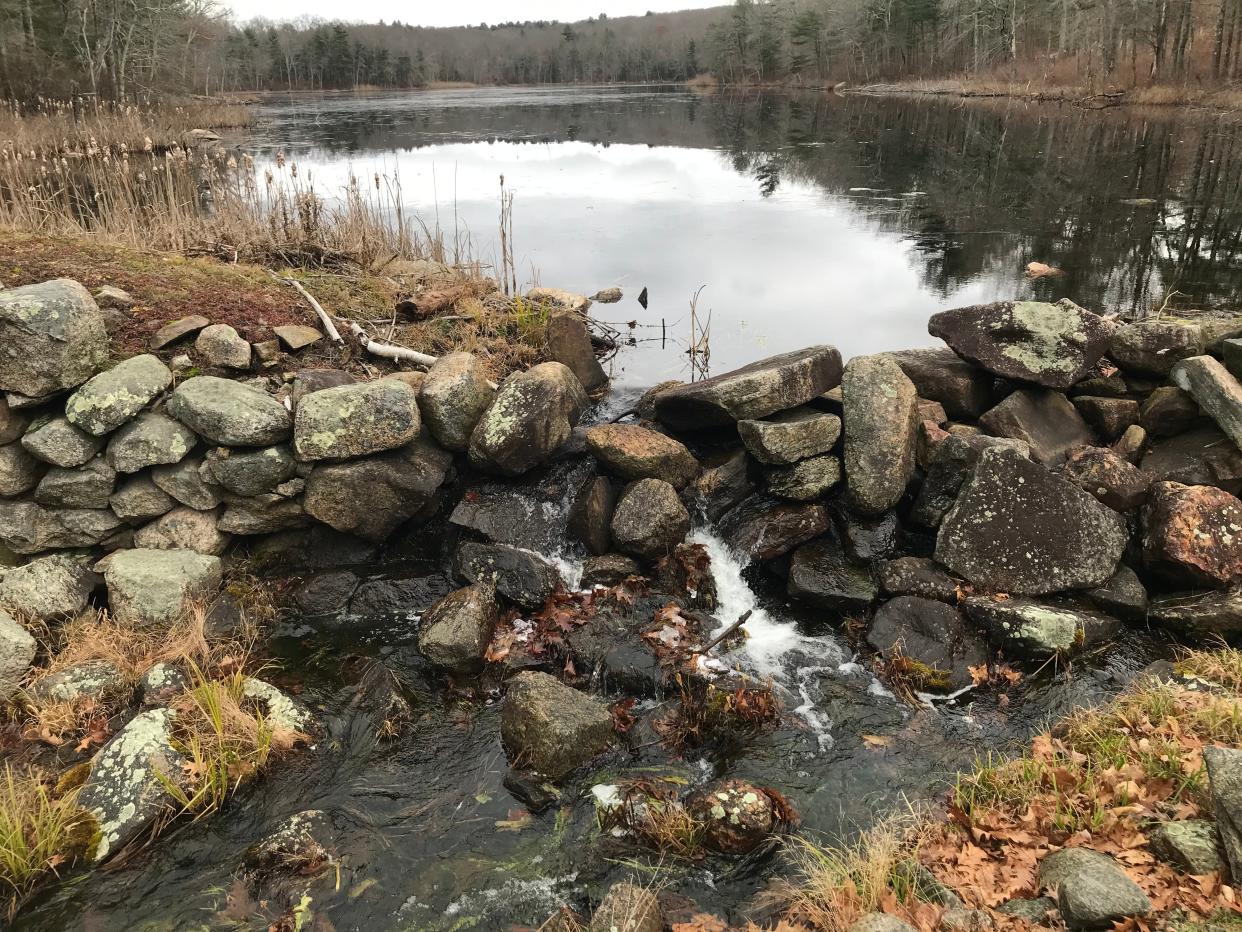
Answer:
455;542;562;609
877;557;961;604
1072;396;1139;442
589;881;661;932
890;347;993;419
292;570;359;616
1149;587;1242;638
417;583;498;674
1061;445;1152;511
766;454;841;501
964;597;1121;661
1086;565;1148;623
832;506;901;564
867;596;987;691
349;576;449;618
581;554;640;588
719;495;830;562
685;778;781;855
787;536;877;612
688;448;756;522
1142;481;1242;587
586;424;699;488
610;478;691;561
500;670;612;780
567;473;617;556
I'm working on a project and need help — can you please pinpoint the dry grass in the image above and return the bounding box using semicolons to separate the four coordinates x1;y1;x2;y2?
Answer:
858;75;1242;110
655;676;783;751
1;98;252;156
599;780;707;859
0;766;95;919
686;73;720;89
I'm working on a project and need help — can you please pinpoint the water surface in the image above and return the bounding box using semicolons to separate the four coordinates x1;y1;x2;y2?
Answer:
244;85;1242;384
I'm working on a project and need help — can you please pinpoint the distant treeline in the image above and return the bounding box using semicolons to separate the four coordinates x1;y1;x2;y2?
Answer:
2;0;1242;102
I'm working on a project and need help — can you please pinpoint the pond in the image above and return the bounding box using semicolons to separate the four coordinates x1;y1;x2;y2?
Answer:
243;85;1242;385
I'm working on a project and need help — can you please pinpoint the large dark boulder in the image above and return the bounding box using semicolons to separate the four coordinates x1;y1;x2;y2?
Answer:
719;494;830;562
936;447;1127;595
1142;481;1242;587
302;437;452;541
1150;587;1242;637
1086;565;1148;623
877;557;961;604
1141;424;1242;495
787;535;877;612
910;433;1029;528
842;354;919;514
449;458;595;552
653;345;843;429
500;671;612;779
468;362;588;476
928;300;1112;390
687;448;755;521
455;542;562;608
0;279;109;398
64;354;172;436
889;347;992;419
978;388;1095;465
866;596;987;691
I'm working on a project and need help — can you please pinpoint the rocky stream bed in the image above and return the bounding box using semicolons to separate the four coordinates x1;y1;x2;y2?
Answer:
2;282;1242;930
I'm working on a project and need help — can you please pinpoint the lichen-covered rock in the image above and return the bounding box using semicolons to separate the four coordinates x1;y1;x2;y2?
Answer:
133;506;228;555
0;279;109;398
110;474;176;524
877;557;961;604
202;445;296;496
586;424;699;488
0;553;95;620
910;433;1029;528
589;881;662;932
417;352;495;452
455;542;562;608
766;454;841;501
738;407;841;465
241;677;314;733
137;662;189;707
610;478;691;560
152;456;222;511
1110;321;1204;376
1147;820;1223;875
964;597;1121;660
0;441;45;495
867;596;987;691
166;376;292;447
21;415;104;467
64;354;172;436
719;494;830;561
936;447;1127;595
890;347;993;419
0;609;34;699
1038;847;1151;929
686;779;782;854
417;583;498;674
104;548;223;626
500;671;612;779
294;379;421;461
34;458;116;509
1172;355;1242;453
105;412;197;474
654;345;843;429
979;388;1095;465
1142;481;1242;587
30;659;125;702
195;323;251;369
243;809;331;878
303;437;452;541
787;536;877;612
1204;747;1242;881
842;354;918;514
928;300;1112;390
848;915;918;932
78;708;186;862
0;501;125;554
1061;446;1151;511
468;362;589;475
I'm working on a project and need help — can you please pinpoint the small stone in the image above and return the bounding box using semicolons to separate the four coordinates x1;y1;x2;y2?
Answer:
766;454;841;501
610;478;691;560
272;325;323;352
1150;587;1242;638
0;609;34;699
242;677;314;732
1061;445;1151;511
22;416;105;467
195;324;252;369
589;881;661;932
738;407;841;465
586;424;699;488
939;908;994;932
1139;386;1201;438
842;354;918;514
1038;847;1151;928
591;287;624;303
169;353;193;373
500;671;612;779
30;659;126;703
110;474;177;523
93;285;133;310
0;553;95;620
1112;424;1148;464
0;442;45;495
166;376;292;447
1204;747;1242;880
685;778;781;855
64;354;172;436
133;506;228;555
688;448;756;522
1147;820;1223;874
418;353;495;452
34;458;116;509
292;571;358;616
417;584;498;674
848;915;917;932
568;475;617;556
0;398;22;445
867;596;986;690
979;388;1095;465
291;368;355;408
152;457;223;510
151;315;209;350
104;548;224;626
1072;396;1139;442
137;662;190;706
997;897;1057;923
252;340;280;365
105;412;197;474
217;495;308;535
1110;320;1204;376
1142;481;1242;587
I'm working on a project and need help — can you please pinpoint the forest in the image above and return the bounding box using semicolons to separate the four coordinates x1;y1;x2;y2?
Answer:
2;0;1242;100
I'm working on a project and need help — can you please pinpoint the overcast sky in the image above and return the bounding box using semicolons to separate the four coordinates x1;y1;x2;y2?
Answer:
221;0;718;27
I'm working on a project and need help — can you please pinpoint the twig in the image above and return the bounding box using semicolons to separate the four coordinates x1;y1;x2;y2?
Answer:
268;271;343;343
701;610;754;655
348;322;438;367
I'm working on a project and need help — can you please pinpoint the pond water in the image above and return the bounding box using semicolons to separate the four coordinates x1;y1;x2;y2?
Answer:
242;85;1242;385
12;87;1217;931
